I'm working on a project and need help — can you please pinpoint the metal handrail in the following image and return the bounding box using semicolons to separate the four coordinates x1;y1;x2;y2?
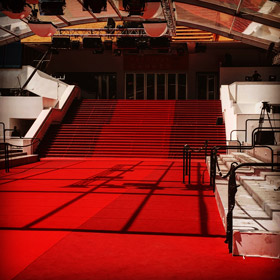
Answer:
251;127;279;146
183;140;210;184
183;140;242;184
229;118;280;142
224;162;280;253
209;144;274;191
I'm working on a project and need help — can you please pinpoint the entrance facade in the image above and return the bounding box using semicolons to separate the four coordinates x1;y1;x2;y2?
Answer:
125;73;187;100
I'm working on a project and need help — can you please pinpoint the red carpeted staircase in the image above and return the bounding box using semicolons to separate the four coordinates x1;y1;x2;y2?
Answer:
38;99;226;159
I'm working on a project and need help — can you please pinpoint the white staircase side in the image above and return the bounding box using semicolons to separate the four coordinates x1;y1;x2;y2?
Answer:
208;151;280;258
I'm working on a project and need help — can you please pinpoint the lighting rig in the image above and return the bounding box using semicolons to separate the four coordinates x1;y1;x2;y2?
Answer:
122;0;145;16
38;0;66;15
0;0;26;13
83;0;107;13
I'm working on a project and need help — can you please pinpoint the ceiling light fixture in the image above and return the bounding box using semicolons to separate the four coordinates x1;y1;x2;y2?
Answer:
83;0;107;13
38;0;66;16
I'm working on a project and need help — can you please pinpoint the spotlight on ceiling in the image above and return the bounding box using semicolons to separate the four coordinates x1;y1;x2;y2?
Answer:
117;37;137;49
52;36;71;49
38;0;66;15
83;0;107;13
1;5;31;19
83;37;104;54
0;0;26;13
122;0;145;16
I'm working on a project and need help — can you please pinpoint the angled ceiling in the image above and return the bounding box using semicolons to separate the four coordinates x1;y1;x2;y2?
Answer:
0;0;279;52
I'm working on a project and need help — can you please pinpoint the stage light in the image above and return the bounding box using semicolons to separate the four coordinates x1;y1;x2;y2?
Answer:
117;37;137;49
0;0;26;13
122;0;145;16
83;37;104;53
2;5;31;19
83;0;107;13
38;0;66;15
52;37;71;49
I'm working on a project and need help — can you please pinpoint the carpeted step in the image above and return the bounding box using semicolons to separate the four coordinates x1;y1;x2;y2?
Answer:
38;99;226;159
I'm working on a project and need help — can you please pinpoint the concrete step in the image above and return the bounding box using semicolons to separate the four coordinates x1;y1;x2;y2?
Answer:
0;154;39;169
208;150;280;258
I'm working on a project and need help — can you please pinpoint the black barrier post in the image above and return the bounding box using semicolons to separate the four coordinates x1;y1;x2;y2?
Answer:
5;143;9;173
225;163;238;253
224;162;280;254
210;148;214;188
183;146;186;183
204;140;208;162
188;151;191;184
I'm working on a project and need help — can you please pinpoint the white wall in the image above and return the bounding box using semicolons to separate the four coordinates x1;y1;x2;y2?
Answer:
235;82;280;105
0;66;79;150
23;66;68;99
0;68;27;88
0;66;68;99
220;85;237;141
0;96;43;133
221;82;280;144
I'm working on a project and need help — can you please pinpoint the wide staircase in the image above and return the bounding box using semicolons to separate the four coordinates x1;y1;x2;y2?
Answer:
38;99;226;159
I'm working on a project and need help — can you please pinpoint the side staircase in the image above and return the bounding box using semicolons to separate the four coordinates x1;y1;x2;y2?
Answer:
0;145;38;169
207;150;280;258
38;99;226;159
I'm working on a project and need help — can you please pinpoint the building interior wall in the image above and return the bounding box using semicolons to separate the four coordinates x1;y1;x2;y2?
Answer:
22;43;275;100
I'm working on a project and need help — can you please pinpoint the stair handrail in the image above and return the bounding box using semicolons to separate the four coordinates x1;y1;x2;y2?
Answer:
1;138;41;173
183;140;242;184
183;140;210;184
229;118;280;142
223;162;280;254
251;127;280;146
209;144;274;191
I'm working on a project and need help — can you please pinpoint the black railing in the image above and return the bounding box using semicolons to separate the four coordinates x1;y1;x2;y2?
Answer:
1;138;41;172
251;127;279;146
183;140;241;185
230;118;280;142
209;144;275;191
183;140;209;184
224;162;280;253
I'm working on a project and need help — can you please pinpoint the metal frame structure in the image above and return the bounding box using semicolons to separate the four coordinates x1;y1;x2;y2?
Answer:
0;0;279;50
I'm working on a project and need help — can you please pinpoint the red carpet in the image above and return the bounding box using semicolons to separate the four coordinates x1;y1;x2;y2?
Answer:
0;158;279;280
